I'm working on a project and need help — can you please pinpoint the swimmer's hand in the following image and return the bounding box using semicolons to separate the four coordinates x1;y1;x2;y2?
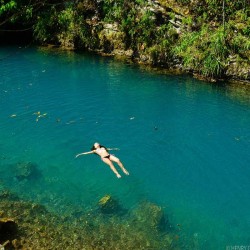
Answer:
108;148;120;151
75;151;94;158
75;153;85;158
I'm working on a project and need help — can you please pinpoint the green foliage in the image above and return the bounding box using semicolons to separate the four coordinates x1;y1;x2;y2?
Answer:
103;0;124;22
33;8;58;43
242;25;250;36
102;0;159;49
25;6;33;19
135;0;147;4
33;5;95;49
76;0;97;17
133;10;155;46
176;0;190;3
75;16;98;49
0;0;17;15
1;0;249;80
173;25;228;77
182;16;193;26
226;10;250;59
234;9;250;35
33;18;51;42
58;7;74;30
180;0;250;23
231;33;250;55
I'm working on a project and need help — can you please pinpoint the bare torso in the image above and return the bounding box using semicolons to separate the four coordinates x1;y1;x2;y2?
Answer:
94;147;110;158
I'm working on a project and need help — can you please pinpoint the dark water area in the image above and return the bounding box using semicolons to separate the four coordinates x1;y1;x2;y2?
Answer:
0;46;250;249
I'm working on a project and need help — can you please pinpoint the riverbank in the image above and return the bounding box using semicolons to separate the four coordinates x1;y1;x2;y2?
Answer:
1;0;249;83
38;44;250;88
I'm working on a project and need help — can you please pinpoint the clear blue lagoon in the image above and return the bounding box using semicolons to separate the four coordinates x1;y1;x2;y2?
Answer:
0;46;250;249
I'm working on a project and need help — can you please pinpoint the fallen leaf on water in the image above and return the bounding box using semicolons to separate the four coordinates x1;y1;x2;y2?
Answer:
66;120;76;125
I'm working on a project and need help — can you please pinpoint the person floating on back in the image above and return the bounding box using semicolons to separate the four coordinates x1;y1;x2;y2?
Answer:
75;142;129;178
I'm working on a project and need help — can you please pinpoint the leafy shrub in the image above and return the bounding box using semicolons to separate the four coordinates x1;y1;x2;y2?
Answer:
0;0;17;16
173;25;228;77
33;8;58;43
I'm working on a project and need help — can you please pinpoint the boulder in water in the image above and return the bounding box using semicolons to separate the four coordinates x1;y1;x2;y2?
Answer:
14;162;41;181
131;201;168;231
98;195;120;214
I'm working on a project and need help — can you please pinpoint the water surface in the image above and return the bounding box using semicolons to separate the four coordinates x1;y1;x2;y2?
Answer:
0;47;250;249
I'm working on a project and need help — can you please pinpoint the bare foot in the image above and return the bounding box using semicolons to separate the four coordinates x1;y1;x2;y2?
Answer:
122;169;129;175
117;173;121;178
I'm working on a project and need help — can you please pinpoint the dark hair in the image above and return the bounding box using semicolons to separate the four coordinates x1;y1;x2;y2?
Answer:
91;144;107;151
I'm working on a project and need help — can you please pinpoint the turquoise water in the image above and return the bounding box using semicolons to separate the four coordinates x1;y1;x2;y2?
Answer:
1;47;250;249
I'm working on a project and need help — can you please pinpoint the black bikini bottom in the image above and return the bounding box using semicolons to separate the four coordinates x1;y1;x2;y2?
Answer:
103;154;111;159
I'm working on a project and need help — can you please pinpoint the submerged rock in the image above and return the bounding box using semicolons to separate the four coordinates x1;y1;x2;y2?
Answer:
98;195;120;214
0;190;19;201
131;201;168;231
14;162;41;181
0;196;184;249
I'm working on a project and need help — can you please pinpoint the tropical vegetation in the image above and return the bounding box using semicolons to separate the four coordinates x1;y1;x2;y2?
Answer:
0;0;249;81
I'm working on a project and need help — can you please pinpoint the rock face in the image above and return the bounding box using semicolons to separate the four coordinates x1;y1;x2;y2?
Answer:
226;58;250;80
98;23;126;54
71;1;249;83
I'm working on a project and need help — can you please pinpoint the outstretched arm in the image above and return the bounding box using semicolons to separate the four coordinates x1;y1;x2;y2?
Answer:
107;148;120;151
75;151;94;158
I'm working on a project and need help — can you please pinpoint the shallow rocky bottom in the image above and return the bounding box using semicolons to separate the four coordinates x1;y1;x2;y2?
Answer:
0;190;188;250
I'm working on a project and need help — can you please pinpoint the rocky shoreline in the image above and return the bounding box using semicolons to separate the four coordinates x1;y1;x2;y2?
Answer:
1;0;249;84
41;43;250;87
51;0;250;84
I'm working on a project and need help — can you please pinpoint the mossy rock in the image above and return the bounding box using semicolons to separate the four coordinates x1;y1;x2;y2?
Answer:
0;199;185;249
0;190;19;201
98;23;126;53
131;201;168;231
14;162;41;181
98;195;120;214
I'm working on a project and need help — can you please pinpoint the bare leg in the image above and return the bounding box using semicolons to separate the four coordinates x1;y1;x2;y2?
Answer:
102;158;121;178
110;155;129;175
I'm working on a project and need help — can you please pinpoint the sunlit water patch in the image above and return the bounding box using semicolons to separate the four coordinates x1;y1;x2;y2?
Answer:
0;46;250;249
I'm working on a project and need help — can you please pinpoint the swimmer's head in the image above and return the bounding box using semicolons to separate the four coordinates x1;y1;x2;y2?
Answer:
92;142;100;150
